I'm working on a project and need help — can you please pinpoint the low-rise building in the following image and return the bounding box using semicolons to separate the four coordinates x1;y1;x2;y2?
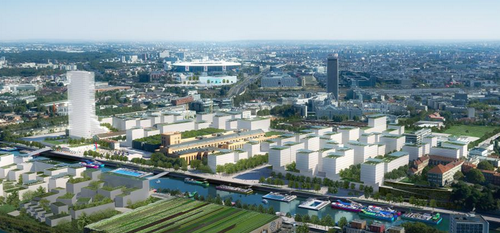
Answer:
428;160;464;186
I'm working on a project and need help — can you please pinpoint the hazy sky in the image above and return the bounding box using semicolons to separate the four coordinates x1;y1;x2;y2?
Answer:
1;0;500;41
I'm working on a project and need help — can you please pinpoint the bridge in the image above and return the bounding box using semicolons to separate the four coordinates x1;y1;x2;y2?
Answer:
27;147;52;156
147;171;169;180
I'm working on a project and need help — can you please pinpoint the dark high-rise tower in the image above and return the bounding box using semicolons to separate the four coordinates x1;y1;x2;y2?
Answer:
327;54;339;100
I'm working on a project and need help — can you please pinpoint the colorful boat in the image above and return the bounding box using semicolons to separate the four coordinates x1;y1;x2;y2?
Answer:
188;191;197;198
216;185;253;194
262;192;297;202
80;160;104;169
402;212;442;225
366;205;401;216
331;200;363;212
359;209;396;222
184;178;209;187
0;147;18;152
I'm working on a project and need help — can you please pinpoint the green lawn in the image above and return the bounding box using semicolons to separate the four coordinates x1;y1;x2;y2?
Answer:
442;125;500;138
0;205;16;214
43;140;66;145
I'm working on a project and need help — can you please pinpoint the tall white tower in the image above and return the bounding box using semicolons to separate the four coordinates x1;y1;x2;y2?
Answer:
67;71;107;138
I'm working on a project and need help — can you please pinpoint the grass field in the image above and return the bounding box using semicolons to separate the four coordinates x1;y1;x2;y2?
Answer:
86;198;278;233
0;205;16;214
43;140;66;145
442;125;499;138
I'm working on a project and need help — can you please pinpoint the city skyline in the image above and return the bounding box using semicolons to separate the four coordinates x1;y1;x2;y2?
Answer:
1;0;500;42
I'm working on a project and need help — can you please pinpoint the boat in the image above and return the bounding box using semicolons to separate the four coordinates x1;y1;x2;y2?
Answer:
366;205;401;216
184;178;209;187
359;209;396;222
262;192;297;202
80;162;99;169
262;199;268;204
0;147;18;152
188;191;197;198
156;180;161;184
298;198;331;211
402;212;442;225
80;160;105;169
331;200;363;212
215;185;253;194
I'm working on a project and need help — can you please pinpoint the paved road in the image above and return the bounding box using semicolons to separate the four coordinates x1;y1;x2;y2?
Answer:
226;69;268;97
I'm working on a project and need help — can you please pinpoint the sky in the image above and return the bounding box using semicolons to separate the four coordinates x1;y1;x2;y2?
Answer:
1;0;500;42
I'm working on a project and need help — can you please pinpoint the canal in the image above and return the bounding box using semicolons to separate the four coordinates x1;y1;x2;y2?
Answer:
149;176;450;231
7;149;462;231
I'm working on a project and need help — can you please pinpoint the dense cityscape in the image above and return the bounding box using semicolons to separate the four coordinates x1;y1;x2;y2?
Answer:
2;1;500;233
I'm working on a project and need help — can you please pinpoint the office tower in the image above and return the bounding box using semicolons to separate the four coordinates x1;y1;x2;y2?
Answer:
67;71;107;138
449;213;489;233
327;54;339;100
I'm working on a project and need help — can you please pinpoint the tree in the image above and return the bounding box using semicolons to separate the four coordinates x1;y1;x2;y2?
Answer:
321;214;334;226
477;161;495;171
294;214;302;222
77;212;91;230
385;193;393;202
6;191;19;206
429;199;437;209
338;216;348;229
409;196;416;205
297;225;309;233
466;169;485;184
454;171;465;180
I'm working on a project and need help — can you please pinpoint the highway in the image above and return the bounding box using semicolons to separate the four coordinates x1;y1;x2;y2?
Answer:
226;69;268;97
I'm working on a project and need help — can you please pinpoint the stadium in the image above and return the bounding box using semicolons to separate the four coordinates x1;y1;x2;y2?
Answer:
172;61;241;73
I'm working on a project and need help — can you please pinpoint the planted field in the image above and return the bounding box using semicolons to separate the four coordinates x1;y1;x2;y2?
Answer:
86;198;278;233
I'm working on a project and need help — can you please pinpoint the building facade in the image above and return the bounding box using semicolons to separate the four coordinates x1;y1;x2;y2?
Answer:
67;71;107;138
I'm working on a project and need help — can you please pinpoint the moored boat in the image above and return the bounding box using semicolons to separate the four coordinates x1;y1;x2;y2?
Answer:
366;205;401;216
215;185;252;194
402;212;442;225
0;147;18;152
331;200;363;212
359;209;396;222
184;178;209;187
262;192;297;202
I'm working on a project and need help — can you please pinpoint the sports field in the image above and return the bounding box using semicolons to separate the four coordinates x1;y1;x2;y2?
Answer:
85;198;278;233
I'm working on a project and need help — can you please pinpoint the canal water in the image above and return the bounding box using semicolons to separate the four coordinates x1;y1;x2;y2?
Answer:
6;149;474;232
150;177;451;231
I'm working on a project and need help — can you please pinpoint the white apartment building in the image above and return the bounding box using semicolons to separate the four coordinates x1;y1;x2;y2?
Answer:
208;150;235;172
360;158;386;187
348;141;378;164
296;149;319;175
322;150;354;180
380;134;405;154
338;126;360;144
67;71;107;138
237;118;271;132
430;146;460;159
359;133;376;144
442;140;469;158
300;135;320;151
402;143;426;161
269;146;292;172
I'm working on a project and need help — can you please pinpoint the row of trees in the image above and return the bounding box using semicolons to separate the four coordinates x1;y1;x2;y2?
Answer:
450;181;500;211
84;150;129;162
215;154;268;174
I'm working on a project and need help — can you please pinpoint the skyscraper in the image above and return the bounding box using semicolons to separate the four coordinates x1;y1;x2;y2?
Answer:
327;54;339;100
67;71;107;138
